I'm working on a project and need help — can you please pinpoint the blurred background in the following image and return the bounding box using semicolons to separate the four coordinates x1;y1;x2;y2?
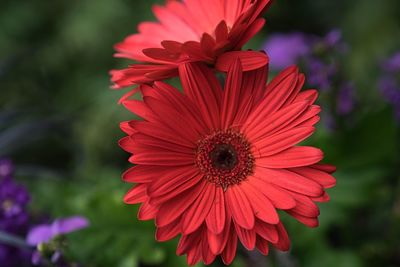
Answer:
0;0;399;266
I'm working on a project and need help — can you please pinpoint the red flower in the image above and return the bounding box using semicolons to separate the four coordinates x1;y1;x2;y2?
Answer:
120;60;336;265
111;0;272;89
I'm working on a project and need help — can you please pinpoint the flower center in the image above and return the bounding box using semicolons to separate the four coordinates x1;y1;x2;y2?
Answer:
2;199;15;212
210;144;237;170
196;129;254;190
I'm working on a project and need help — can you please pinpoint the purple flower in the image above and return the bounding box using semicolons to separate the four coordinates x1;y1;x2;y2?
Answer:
0;159;31;267
27;216;89;246
0;176;30;233
378;54;400;122
26;216;89;266
0;159;14;179
306;57;338;91
262;32;310;70
324;30;342;47
336;83;356;115
382;52;400;73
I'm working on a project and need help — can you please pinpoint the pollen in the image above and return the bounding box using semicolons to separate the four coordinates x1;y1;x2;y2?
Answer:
195;129;254;190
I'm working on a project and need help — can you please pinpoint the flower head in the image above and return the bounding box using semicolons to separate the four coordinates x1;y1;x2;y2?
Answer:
0;159;32;267
0;172;30;233
111;0;272;89
27;216;89;246
26;216;89;266
120;60;336;265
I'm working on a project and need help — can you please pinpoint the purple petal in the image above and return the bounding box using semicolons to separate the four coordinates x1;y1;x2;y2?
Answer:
382;52;400;73
337;83;356;115
51;216;89;235
31;251;42;265
26;225;53;245
0;159;13;178
324;30;342;47
51;250;62;263
263;32;310;70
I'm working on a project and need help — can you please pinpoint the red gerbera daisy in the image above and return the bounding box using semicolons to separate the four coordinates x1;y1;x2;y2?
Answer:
111;0;272;89
120;59;336;265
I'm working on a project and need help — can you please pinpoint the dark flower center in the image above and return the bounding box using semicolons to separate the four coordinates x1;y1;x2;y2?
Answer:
1;199;15;213
210;144;238;170
196;129;254;190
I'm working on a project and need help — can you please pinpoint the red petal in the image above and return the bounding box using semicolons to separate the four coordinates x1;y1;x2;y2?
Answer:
221;58;243;129
214;20;229;43
221;227;238;265
129;133;194;155
152;81;209;131
311;163;337;174
255;167;324;197
122;100;156;121
152;5;199;41
177;230;202;256
207;212;231;255
142;48;180;62
282;73;306;107
200;33;217;58
233;18;265;50
250;66;299;120
256;237;270;255
149;174;203;206
312;192;330;202
241;181;279;224
130;151;194;166
147;167;199;197
124;184;147;204
287;210;319;228
144;67;179;81
205;187;226;234
122;165;166;183
181;183;216;235
156;180;205;227
143;96;202;142
250;178;296;210
289;193;320;217
156;218;181;241
120;121;136;135
290;166;336;189
225;185;254;229
215;51;269;72
182;41;212;61
274;222;290;251
289;105;321;129
255;220;279;244
235;225;256;250
234;64;268;125
201;229;217;265
256;146;324;169
245;101;310;142
186;243;202;266
161;40;183;54
178;62;222;129
294;89;319;104
130;121;193;148
138;201;158;220
254;127;315;157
